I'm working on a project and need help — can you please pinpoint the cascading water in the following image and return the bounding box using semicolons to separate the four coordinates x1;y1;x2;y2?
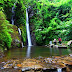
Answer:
18;28;21;35
11;2;24;48
57;68;62;72
11;2;16;25
26;8;32;46
18;28;24;48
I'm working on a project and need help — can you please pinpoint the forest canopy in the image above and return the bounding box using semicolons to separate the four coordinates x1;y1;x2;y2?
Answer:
0;0;72;46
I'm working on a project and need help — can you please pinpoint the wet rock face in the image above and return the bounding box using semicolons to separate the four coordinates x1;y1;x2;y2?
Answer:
11;25;22;48
29;22;36;45
29;11;34;18
27;6;36;45
31;32;36;45
28;6;34;18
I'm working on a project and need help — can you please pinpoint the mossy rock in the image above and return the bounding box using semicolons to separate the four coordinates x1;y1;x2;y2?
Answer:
10;25;22;48
19;24;27;46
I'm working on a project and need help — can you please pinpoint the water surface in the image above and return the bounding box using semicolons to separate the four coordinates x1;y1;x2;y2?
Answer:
4;46;72;59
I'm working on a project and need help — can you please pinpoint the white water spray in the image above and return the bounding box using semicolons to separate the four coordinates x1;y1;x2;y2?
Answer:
18;28;21;35
22;42;24;48
26;8;32;46
57;68;62;72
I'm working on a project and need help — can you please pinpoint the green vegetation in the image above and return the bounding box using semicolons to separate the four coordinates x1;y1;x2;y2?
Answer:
0;10;12;49
28;0;72;45
0;0;72;47
15;1;26;45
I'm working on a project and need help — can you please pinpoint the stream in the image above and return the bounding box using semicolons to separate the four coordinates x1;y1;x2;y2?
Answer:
0;46;72;72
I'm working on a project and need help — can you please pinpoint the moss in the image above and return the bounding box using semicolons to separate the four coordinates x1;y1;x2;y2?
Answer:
16;43;21;48
0;11;12;50
10;25;22;48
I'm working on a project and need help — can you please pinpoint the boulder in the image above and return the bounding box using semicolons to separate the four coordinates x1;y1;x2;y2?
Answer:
54;45;58;48
67;40;72;47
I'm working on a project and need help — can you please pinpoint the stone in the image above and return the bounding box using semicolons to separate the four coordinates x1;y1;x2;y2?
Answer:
67;40;72;47
3;64;13;68
21;67;31;72
1;56;72;72
54;45;58;48
69;54;72;56
14;39;20;43
49;44;54;48
58;46;67;48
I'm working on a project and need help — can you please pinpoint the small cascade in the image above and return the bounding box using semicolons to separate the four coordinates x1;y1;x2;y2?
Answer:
26;8;32;46
18;28;24;48
26;46;31;58
57;68;62;72
22;42;24;48
11;2;16;25
18;28;21;35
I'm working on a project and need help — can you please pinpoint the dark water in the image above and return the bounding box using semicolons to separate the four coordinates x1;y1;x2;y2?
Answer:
3;46;72;59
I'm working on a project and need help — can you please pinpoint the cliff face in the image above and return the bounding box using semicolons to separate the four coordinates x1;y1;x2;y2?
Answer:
28;6;34;18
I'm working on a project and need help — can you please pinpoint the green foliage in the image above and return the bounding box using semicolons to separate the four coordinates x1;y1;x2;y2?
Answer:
0;0;27;45
15;1;26;45
0;11;12;49
15;3;26;26
0;0;72;46
29;0;72;45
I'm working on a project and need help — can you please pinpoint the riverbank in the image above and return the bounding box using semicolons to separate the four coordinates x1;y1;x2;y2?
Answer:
46;40;72;48
0;41;72;72
0;55;72;72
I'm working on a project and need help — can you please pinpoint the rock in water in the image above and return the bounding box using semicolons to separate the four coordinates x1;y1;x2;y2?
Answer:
67;40;72;47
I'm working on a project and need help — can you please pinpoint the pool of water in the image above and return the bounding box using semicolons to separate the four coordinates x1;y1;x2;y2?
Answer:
3;46;72;59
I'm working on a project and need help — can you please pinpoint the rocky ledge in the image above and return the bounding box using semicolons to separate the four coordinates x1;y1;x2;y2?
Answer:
0;54;72;72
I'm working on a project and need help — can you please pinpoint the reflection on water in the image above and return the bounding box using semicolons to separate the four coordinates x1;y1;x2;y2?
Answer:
4;46;72;59
50;48;52;56
26;46;31;58
59;48;62;56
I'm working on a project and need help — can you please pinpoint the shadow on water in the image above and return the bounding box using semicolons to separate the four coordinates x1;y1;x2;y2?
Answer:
3;46;72;60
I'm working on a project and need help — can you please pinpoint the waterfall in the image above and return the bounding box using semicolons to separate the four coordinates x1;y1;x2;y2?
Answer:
26;8;32;46
22;42;24;48
11;2;24;48
57;68;62;72
18;28;24;48
26;46;31;58
11;2;16;25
